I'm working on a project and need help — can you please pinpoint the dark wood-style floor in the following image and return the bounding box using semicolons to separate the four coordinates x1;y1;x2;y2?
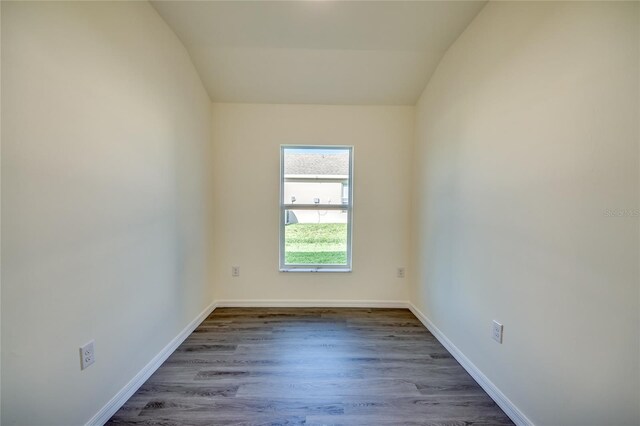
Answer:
107;308;513;425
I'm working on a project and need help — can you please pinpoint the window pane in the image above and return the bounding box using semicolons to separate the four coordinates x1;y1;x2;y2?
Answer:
283;148;350;205
284;209;348;265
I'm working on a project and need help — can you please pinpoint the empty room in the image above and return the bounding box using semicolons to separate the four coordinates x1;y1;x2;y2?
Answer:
1;1;638;425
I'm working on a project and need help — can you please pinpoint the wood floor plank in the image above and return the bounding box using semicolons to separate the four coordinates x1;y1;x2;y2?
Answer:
107;308;513;425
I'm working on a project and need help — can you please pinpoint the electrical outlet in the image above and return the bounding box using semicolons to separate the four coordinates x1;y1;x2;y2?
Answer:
232;266;240;277
492;320;503;343
80;340;95;370
397;267;405;278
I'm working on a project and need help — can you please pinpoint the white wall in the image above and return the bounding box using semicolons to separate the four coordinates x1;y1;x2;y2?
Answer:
411;2;639;425
211;103;413;302
0;3;3;422
1;2;213;425
284;180;348;224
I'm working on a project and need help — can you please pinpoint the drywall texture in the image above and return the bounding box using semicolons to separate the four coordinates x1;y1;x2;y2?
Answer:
412;2;639;425
211;103;413;303
1;2;213;425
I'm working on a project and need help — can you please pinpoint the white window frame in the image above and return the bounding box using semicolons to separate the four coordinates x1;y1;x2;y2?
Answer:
279;145;353;272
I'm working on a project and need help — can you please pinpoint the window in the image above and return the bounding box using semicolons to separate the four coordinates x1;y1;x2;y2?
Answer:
280;145;353;272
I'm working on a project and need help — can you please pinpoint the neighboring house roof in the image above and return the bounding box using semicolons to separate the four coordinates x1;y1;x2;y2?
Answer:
284;153;349;176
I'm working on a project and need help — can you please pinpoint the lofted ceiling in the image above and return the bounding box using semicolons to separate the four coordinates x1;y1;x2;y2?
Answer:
151;1;486;105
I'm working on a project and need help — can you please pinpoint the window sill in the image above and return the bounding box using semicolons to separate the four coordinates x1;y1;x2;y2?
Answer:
280;268;352;273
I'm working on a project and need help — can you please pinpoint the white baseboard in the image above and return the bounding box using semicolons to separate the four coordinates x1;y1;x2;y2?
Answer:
407;303;534;426
216;299;410;308
85;300;218;426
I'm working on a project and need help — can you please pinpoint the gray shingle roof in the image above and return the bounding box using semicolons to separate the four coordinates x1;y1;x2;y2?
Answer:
284;153;349;176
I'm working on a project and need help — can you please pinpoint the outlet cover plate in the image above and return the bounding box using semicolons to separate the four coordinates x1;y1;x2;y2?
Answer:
80;340;95;370
492;321;503;343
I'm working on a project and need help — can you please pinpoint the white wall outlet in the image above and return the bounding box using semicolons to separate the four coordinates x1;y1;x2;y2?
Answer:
232;266;240;277
397;267;405;278
492;320;503;343
80;340;95;370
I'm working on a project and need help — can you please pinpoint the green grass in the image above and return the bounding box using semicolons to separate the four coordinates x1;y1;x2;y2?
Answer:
285;223;347;265
285;251;347;264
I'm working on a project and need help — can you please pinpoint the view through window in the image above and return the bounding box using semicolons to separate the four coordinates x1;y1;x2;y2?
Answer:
280;146;353;271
